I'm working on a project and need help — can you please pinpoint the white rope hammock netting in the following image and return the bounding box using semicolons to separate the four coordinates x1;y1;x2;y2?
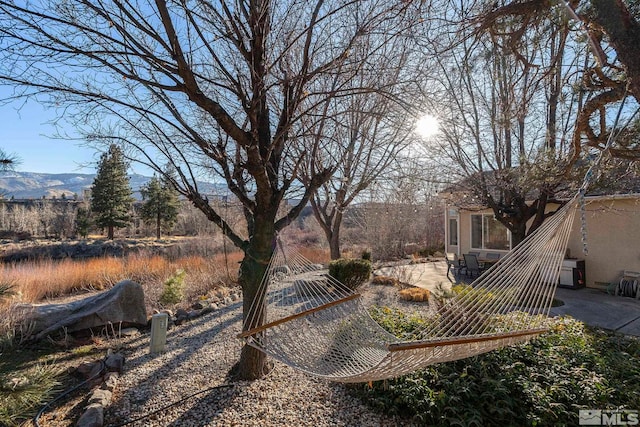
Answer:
239;197;579;383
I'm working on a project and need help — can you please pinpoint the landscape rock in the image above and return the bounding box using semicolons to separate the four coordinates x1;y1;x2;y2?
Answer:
119;328;139;337
105;353;125;373
76;362;103;380
191;301;204;310
102;283;408;426
88;389;112;407
18;280;147;340
101;372;119;392
75;355;125;426
213;288;228;299
77;403;104;427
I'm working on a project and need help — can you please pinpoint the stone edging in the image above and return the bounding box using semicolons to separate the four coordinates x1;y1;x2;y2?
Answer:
76;353;124;427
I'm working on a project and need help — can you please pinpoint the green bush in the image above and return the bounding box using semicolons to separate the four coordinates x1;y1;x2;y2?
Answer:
0;364;61;426
329;258;372;291
369;306;432;340
159;269;186;306
353;312;640;426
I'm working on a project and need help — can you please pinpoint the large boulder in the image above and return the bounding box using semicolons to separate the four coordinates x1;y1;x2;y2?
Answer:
18;280;147;340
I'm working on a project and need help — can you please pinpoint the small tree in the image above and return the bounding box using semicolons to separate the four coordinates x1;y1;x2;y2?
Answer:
90;145;133;239
75;206;92;239
0;148;18;200
140;175;180;239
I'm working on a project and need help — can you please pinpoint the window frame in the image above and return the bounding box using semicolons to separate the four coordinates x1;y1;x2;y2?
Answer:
448;217;458;246
470;213;511;251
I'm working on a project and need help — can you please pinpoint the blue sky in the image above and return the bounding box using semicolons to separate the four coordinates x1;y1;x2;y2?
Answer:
0;96;99;174
0;93;159;175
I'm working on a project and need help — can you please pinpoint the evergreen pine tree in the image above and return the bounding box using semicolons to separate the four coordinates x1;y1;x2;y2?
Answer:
140;174;180;239
75;206;92;238
90;145;133;239
0;148;17;173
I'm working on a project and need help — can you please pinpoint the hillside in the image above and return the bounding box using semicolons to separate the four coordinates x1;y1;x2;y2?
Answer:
0;171;223;199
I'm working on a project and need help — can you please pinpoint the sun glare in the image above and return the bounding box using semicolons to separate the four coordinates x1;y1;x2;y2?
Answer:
415;114;440;138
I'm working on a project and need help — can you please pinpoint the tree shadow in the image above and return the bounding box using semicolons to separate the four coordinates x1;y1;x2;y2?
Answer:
104;302;243;425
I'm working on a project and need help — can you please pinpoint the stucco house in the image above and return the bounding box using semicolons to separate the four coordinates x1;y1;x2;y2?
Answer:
443;192;640;290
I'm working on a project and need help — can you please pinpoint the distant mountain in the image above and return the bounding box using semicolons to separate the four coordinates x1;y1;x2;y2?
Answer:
0;171;225;200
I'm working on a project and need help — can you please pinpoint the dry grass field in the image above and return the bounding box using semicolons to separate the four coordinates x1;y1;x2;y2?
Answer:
0;237;333;426
1;252;239;308
0;238;330;312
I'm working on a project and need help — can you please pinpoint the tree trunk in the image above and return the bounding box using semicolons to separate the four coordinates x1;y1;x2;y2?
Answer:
235;216;275;380
107;225;114;240
156;211;161;240
328;211;343;260
510;222;527;247
329;232;341;260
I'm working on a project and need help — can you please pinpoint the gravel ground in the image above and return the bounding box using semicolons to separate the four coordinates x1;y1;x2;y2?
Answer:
104;284;422;426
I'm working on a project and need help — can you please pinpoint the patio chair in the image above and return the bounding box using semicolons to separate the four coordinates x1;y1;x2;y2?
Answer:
485;252;502;261
445;253;465;278
463;253;484;278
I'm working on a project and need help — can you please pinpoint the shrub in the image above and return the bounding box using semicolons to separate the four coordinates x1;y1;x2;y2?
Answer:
371;276;399;287
328;258;372;291
0;364;62;426
398;287;430;302
361;250;372;261
368;306;431;340
159;269;186;306
0;284;15;301
353;313;640;426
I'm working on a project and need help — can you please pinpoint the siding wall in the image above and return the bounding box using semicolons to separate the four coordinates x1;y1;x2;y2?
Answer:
567;197;640;288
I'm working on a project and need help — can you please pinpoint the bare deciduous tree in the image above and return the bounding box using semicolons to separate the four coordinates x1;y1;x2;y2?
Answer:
351;158;444;260
306;79;416;259
476;0;640;160
0;0;423;378
418;4;585;244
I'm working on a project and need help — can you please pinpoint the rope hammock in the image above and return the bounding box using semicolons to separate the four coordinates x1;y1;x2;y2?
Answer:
235;61;627;383
238;195;579;383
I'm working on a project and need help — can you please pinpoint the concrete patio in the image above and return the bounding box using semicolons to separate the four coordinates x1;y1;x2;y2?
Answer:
375;260;640;337
551;287;640;336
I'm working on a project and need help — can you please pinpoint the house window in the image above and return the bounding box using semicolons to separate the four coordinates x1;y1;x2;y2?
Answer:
471;214;510;250
448;218;458;246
